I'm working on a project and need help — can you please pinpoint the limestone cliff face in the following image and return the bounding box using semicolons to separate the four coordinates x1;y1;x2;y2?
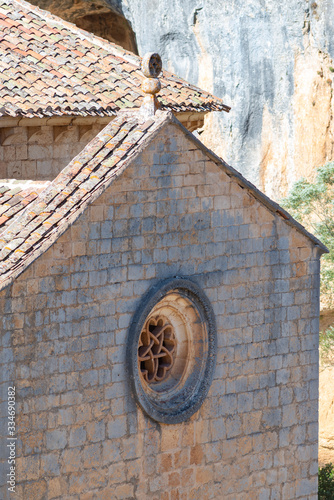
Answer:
319;365;334;465
114;0;334;200
27;0;334;199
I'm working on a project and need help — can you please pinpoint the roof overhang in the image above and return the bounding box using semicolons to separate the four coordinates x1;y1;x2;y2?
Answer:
0;111;209;134
0;115;112;128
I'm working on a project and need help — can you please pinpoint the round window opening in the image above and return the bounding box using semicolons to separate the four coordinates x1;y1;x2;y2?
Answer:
127;278;217;424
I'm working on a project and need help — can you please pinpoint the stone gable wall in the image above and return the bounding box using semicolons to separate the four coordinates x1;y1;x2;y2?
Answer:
0;123;105;181
0;123;320;499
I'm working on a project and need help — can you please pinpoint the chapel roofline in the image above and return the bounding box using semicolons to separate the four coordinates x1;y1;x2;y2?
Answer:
0;108;328;292
0;0;230;119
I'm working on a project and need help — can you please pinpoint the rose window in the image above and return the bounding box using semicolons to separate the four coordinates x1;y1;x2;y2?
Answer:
138;316;176;383
127;278;217;424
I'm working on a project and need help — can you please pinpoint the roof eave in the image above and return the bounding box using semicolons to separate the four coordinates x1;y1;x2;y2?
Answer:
0;115;113;128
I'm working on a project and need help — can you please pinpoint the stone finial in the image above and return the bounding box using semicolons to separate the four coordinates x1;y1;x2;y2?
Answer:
140;52;162;119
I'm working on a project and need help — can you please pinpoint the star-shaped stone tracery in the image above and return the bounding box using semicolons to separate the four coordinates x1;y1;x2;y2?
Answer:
138;315;176;383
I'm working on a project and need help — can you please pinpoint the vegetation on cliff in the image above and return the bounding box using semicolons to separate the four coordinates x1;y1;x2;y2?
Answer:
319;463;334;499
282;162;334;366
281;161;334;309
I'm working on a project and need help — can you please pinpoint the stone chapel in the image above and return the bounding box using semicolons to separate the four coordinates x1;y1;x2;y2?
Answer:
0;1;327;499
0;53;327;500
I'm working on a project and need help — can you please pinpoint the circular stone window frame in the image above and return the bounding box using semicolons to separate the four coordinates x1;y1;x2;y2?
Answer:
126;277;217;424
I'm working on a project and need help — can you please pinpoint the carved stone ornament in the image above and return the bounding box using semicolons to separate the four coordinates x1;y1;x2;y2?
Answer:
127;278;217;424
141;52;162;78
138;315;177;383
141;77;161;95
140;52;163;119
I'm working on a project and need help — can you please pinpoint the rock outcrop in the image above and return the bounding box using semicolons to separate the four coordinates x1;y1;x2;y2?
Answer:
116;0;334;200
319;311;334;466
319;365;334;466
26;0;334;199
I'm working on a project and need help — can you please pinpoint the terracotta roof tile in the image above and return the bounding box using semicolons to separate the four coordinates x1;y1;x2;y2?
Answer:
0;180;50;232
0;0;230;118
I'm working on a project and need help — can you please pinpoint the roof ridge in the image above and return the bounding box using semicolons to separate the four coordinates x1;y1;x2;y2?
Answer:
0;0;230;117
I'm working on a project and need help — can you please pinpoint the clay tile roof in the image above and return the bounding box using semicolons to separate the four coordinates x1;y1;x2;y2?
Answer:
0;0;230;118
0;179;50;231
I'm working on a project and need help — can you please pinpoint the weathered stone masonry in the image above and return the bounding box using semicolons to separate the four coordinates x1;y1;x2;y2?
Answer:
0;121;107;181
0;121;321;499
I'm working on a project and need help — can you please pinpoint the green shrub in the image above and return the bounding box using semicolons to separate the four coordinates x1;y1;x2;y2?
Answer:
319;463;334;499
281;162;334;308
